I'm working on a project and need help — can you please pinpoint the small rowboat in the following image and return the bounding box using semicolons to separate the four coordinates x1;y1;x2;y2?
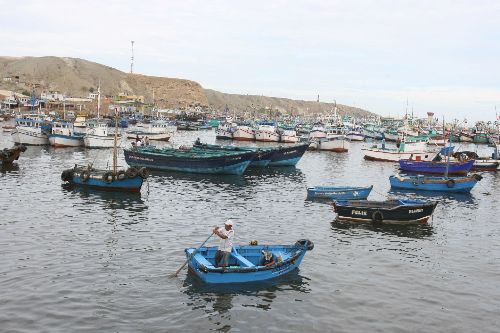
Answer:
185;239;314;284
398;159;475;175
307;185;373;200
389;174;481;193
333;199;438;224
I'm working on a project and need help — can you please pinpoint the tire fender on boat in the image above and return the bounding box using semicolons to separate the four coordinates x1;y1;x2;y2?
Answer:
126;167;138;178
138;167;149;179
80;170;90;182
103;171;114;183
372;211;384;223
472;174;483;181
295;239;314;251
446;179;455;188
116;170;127;180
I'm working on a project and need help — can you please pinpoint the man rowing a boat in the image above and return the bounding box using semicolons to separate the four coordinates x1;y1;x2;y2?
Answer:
213;220;234;267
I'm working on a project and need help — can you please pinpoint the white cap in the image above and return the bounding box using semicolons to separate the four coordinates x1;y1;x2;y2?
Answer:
224;219;233;226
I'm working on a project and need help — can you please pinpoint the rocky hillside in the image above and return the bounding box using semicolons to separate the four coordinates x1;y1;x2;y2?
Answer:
0;56;374;117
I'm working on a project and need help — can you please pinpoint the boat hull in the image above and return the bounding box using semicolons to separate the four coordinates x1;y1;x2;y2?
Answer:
318;138;349;152
124;149;254;175
389;175;479;193
307;186;373;200
398;159;474;175
233;128;255;141
185;241;313;284
363;148;436;162
126;132;171;141
84;135;117;148
12;128;49;145
49;134;84;147
333;200;437;224
268;143;308;166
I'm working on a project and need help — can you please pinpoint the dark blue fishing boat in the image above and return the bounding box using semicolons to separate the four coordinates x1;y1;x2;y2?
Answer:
193;142;275;167
268;143;308;166
124;146;255;175
389;174;481;193
185;239;314;284
399;159;475;175
192;141;309;167
61;165;147;192
307;185;373;200
333;199;438;224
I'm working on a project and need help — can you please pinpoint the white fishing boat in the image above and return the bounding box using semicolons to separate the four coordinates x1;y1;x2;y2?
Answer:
126;121;175;141
233;123;255;141
280;127;299;143
309;122;327;139
11;116;51;145
84;122;117;148
215;121;234;140
346;125;365;141
363;140;437;162
318;136;350;152
48;121;84;147
73;116;88;136
255;123;280;142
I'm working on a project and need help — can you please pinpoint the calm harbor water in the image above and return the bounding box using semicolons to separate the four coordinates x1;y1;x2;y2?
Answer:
1;127;499;332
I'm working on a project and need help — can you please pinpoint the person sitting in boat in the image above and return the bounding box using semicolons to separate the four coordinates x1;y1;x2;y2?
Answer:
195;137;201;145
261;250;275;267
213;220;234;268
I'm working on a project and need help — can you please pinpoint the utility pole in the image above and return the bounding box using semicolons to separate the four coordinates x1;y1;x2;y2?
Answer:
130;41;135;74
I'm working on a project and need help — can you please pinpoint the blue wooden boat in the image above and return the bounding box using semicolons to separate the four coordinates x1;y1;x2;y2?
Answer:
193;142;275;167
307;185;373;200
389;174;481;193
124;146;255;175
61;165;147;192
268;143;308;166
185;239;314;284
399;159;475;176
333;199;438;224
192;142;309;167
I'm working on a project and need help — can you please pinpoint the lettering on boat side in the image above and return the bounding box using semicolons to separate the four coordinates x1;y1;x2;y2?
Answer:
409;209;423;214
283;150;297;155
130;156;154;162
352;210;367;216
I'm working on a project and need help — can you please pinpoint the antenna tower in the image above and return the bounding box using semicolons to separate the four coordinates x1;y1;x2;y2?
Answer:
130;41;135;74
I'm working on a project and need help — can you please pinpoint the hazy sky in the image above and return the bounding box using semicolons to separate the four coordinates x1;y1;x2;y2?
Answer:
1;0;499;121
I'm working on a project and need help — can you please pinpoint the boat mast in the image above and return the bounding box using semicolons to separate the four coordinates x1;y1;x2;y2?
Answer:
113;108;118;175
97;80;101;119
444;118;451;178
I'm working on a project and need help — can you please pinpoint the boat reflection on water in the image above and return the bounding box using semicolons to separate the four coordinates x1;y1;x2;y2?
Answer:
181;270;311;332
61;183;148;220
388;188;477;206
150;169;249;187
244;165;305;182
331;219;434;239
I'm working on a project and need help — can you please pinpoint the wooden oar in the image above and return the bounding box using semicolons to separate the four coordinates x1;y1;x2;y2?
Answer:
172;232;213;277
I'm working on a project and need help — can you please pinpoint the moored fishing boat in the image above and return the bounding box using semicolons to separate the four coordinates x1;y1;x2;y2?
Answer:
124;146;255;175
309;122;326;139
317;136;349;152
333;199;438;224
307;185;373;200
192;141;274;167
267;143;309;166
362;139;437;162
61;165;147;191
279;126;299;143
215;121;234;140
255;122;280;142
232;122;255;141
0;144;26;165
126;120;175;141
49;121;84;147
389;174;481;193
398;159;474;176
185;239;314;284
11;116;52;145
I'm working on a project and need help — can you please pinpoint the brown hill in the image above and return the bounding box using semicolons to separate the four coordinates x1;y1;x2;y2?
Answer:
0;56;374;117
